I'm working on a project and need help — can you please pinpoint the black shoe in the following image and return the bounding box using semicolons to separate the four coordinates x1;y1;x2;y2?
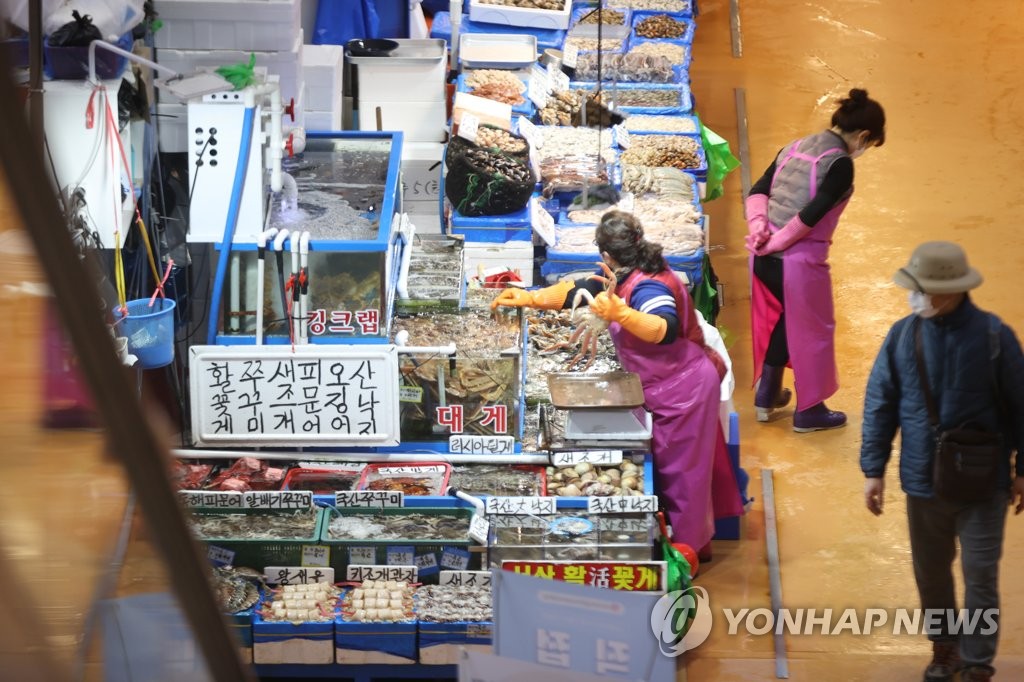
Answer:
923;641;959;682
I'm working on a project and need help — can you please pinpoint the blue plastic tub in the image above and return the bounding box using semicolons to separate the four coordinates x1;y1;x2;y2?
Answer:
630;12;696;44
450;202;534;243
116;298;176;369
45;32;132;81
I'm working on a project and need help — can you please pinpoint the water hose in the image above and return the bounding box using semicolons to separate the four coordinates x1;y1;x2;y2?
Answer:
206;106;256;345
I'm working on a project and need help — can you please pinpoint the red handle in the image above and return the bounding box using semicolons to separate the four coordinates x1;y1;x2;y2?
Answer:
284;97;296;122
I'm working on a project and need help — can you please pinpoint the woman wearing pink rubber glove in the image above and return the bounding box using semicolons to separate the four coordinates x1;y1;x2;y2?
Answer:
746;88;886;432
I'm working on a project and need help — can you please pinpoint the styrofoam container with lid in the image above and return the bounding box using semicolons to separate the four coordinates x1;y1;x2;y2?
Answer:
468;0;572;30
349;39;447;103
154;0;301;51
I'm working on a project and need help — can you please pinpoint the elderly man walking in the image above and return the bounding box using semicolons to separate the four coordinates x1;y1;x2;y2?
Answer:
860;242;1024;682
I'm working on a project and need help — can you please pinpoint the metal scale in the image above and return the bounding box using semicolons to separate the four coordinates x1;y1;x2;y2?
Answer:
540;372;653;450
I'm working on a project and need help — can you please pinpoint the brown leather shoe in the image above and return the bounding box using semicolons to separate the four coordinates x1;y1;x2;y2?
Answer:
960;665;994;682
923;641;959;682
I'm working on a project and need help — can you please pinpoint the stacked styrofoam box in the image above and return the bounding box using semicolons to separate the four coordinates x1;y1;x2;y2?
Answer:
402;142;444;234
354;40;447;143
302;44;343;131
463;241;535;287
154;0;302;51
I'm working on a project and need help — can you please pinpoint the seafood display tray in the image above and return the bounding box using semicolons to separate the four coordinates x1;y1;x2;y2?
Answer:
486;512;656;566
281;467;363;494
455;72;535;118
546;371;645;409
564;407;653;441
630;13;696;45
459;33;539;70
572;81;693;115
468;0;573;31
448;464;547;497
191;508;327;570
357;462;453;496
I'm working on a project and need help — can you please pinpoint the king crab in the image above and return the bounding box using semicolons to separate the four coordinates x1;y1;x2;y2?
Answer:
539;262;618;371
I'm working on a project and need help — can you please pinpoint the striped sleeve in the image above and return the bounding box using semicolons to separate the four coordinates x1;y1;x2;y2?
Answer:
629;280;676;317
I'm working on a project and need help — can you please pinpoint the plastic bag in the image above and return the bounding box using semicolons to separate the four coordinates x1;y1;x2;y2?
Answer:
5;0;145;40
695;113;740;202
48;10;102;47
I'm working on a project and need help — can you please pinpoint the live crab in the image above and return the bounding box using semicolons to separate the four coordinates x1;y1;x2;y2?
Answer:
538;263;619;371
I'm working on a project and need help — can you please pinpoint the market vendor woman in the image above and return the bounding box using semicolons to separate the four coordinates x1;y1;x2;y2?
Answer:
492;210;742;557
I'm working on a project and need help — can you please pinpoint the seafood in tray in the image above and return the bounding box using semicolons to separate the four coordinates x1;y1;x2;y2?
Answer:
563;37;624;52
465;69;527;107
621;115;699;134
574;52;677;83
620;134;703;171
525;309;621;403
622;164;699;203
340;581;415;622
326;512;470;541
172;461;214;490
415;584;492;623
282;467;363;494
576;7;627;24
448;464;546;497
479;0;563;8
546;460;645;497
189;509;320;541
258;583;341;624
487;512;654;563
559;197;703;256
206;457;286;492
634;13;689;39
628;41;688;65
581;86;682;109
214;566;264;613
358;463;452;496
608;0;689;12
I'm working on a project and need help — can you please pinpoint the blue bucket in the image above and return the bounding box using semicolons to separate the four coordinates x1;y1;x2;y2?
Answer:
116;298;176;369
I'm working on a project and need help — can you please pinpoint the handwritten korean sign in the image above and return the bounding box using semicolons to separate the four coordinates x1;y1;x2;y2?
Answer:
181;490;312;510
485;497;556;515
189;345;400;446
501;561;665;592
551;451;624;467
264;566;334;585
346;564;418;584
440;570;492;588
182;491;245;509
586;496;659;514
449;435;516;455
335;490;404;509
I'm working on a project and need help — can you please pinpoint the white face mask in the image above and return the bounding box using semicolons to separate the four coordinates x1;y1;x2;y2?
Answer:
909;291;939;318
849;147;866;160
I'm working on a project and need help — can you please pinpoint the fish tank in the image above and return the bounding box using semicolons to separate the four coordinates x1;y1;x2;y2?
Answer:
215;132;405;343
391;308;526;442
486;512;655;566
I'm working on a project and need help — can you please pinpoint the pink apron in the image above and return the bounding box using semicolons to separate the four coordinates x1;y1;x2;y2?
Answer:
612;269;743;549
750;145;852;411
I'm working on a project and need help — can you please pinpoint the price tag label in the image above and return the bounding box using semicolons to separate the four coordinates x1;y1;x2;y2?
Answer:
551;450;624;466
302;544;330;567
207;545;235;566
530;197;556;247
415;552;439;575
265;566;334;585
587;495;660;514
458;112;480;143
617;192;635;214
469;514;491;544
347;565;418;584
335;490;405;509
243;491;312;509
562;43;579;69
182;491;244;509
440;546;472;570
528;66;549;109
349;546;377;565
516;115;540;149
399;385;423;403
528;147;542;183
387;546;415;566
440;570;492;587
485;496;556;515
614;124;632;149
449;435;516;455
547;66;570;93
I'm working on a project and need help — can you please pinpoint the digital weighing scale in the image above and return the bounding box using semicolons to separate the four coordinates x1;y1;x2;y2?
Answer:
542;372;653;449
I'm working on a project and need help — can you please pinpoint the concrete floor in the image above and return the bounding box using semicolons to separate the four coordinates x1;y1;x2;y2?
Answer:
2;1;1024;679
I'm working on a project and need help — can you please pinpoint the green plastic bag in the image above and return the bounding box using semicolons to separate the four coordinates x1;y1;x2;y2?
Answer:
216;54;257;91
696;113;740;202
692;252;719;325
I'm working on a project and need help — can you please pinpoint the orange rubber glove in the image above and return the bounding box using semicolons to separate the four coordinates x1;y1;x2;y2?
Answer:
490;279;574;311
590;291;667;344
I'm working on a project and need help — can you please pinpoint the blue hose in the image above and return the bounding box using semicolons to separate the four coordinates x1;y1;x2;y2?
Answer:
206;106;256;345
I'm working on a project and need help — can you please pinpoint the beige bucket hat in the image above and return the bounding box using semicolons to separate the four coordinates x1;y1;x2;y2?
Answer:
893;241;983;294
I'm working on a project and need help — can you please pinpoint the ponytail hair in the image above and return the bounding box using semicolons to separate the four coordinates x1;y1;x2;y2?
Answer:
595;210;665;275
831;88;886;146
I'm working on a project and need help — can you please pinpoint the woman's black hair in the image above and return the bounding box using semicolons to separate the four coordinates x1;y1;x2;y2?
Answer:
595;210;665;275
831;88;886;147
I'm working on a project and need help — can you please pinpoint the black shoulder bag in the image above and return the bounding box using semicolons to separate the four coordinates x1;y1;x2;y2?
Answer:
914;318;1003;502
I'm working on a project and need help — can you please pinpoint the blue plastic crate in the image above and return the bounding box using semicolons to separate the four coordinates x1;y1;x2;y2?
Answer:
335;606;417;664
450;202;534;243
253;606;334;665
631;12;696;44
456;72;534;118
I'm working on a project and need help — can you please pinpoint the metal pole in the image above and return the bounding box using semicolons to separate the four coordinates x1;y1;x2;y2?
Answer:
28;0;43;149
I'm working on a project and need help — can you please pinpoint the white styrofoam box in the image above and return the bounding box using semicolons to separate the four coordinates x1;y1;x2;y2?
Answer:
156;33;303;108
305;86;341;117
401;142;443;206
468;0;572;30
304;109;342;132
463;240;535;286
302;44;343;89
407;210;443;235
156;101;188;153
154;0;301;51
353;48;446;102
357;99;447;143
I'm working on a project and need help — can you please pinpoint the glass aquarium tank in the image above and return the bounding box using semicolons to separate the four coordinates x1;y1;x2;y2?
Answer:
486;512;656;566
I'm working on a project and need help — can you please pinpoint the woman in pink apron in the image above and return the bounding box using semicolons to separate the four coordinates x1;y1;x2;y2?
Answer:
493;211;742;557
745;88;886;431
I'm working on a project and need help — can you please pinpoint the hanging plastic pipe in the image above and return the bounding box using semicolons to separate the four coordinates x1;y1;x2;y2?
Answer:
206;105;256;345
273;229;290;327
396;214;416;300
298;231;310;344
280;171;298;212
255;228;278;345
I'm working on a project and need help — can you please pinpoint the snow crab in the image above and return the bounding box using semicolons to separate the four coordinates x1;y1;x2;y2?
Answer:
539;263;618;371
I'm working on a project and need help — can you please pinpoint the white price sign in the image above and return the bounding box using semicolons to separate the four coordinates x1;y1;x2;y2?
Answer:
562;43;579;69
243;491;312;509
516;116;540;149
335;490;404;509
614;124;632;149
207;545;235;566
528;66;549;109
449;435;516;455
530;197;556;247
387;546;415;566
458;113;480;143
346;564;418;584
398;385;423;403
469;514;491;544
552;451;624;467
617;191;635;214
264;566;335;585
485;496;556;515
415;552;438;571
302;544;330;567
348;546;377;565
440;570;492;587
182;491;245;509
440;547;471;570
548;66;570;93
587;495;660;514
